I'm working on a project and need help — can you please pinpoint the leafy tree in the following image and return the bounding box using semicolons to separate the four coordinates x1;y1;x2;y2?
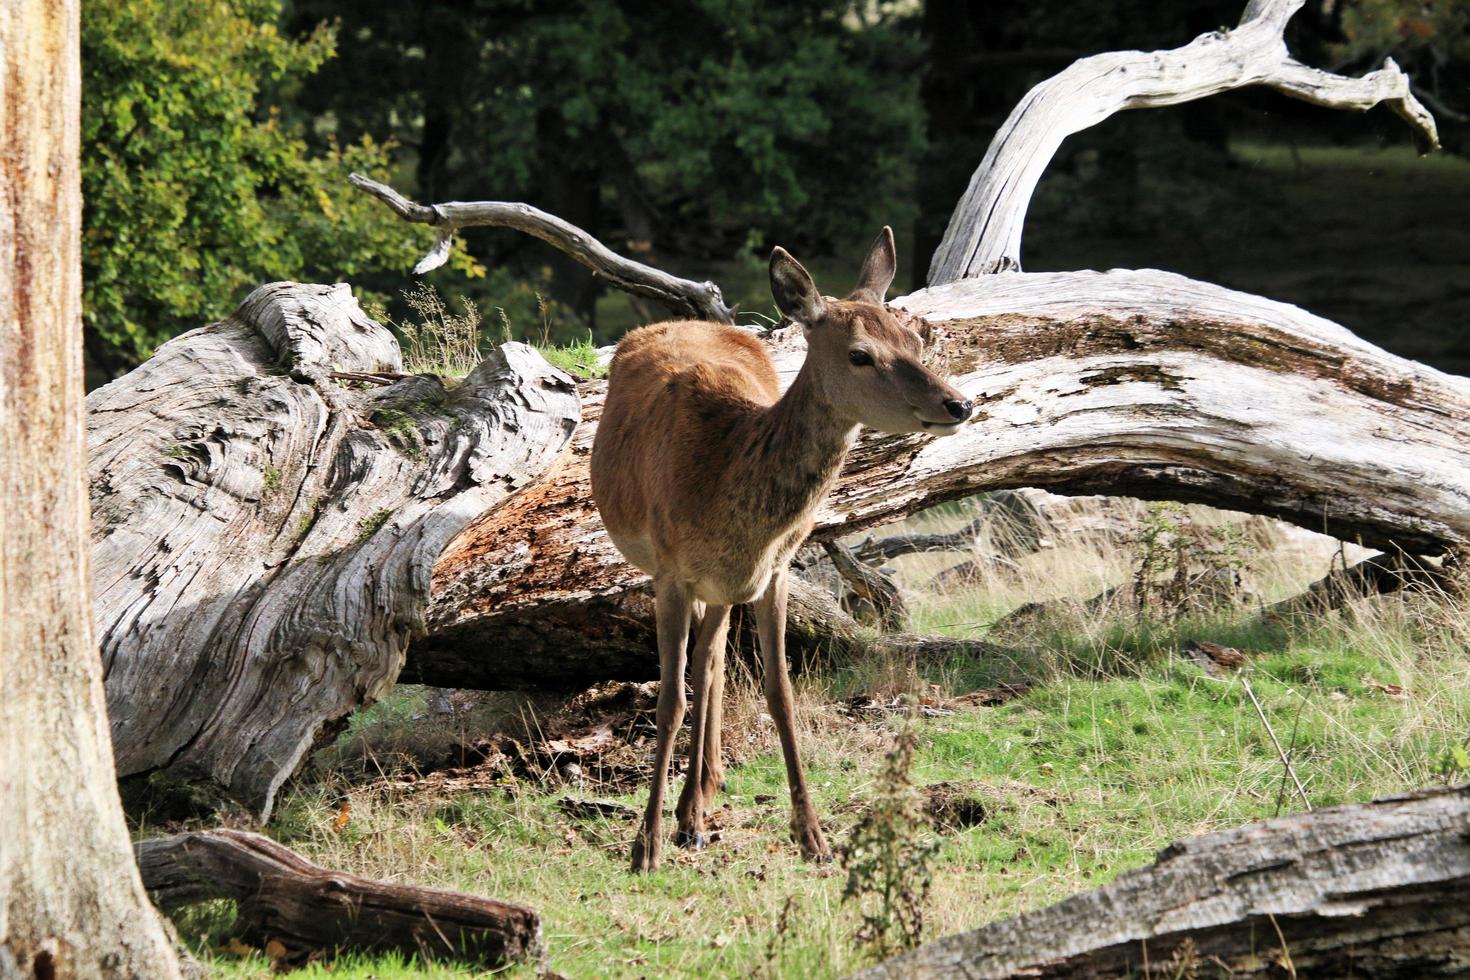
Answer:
288;0;926;327
81;0;457;372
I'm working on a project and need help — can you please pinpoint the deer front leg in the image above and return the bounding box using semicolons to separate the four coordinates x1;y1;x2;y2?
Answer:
676;603;730;849
631;579;693;873
753;568;831;862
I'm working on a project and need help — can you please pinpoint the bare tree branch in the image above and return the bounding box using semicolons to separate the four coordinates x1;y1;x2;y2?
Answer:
929;0;1440;283
349;173;735;324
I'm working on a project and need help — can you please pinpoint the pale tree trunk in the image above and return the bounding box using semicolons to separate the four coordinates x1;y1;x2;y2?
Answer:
0;0;182;975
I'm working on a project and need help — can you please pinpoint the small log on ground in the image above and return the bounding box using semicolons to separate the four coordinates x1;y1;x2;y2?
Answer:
90;283;579;817
852;784;1470;979
1267;553;1458;617
136;829;542;968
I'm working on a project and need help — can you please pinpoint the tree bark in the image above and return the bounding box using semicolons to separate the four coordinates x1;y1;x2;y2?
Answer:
412;270;1470;688
89;283;579;820
135;830;542;968
851;784;1470;979
0;0;183;974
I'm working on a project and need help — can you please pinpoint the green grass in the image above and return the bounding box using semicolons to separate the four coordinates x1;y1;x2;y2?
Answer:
169;513;1470;978
537;330;607;379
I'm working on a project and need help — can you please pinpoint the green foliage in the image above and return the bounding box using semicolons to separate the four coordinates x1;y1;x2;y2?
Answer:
536;331;606;380
355;508;394;542
292;0;925;264
80;0;460;369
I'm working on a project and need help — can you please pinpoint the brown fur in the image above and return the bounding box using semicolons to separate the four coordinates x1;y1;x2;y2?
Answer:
590;229;971;871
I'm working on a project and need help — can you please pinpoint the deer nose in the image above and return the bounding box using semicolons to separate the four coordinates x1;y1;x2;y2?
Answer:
944;398;973;421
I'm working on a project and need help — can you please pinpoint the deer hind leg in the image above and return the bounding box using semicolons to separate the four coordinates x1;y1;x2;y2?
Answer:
700;631;727;802
631;578;693;873
753;569;831;862
676;603;730;848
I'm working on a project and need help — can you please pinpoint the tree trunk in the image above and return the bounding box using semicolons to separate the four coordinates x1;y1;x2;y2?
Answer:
0;0;183;975
135;830;542;968
86;0;1467;812
412;271;1470;688
851;784;1470;979
89;283;579;820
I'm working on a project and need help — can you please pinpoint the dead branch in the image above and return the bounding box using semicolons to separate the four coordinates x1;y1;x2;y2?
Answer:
821;541;906;629
928;0;1439;282
135;829;542;968
349;173;734;324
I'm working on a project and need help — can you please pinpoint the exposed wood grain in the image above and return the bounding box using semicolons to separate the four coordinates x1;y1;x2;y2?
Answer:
136;829;542;967
2;0;185;972
90;282;579;818
851;784;1470;978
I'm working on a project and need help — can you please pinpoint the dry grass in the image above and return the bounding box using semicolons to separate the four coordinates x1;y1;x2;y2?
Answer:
170;498;1470;978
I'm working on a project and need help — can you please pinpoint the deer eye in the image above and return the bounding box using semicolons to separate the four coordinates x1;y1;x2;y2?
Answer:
848;349;874;367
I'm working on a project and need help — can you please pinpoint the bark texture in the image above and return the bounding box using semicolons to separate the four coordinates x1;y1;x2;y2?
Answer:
136;830;542;968
413;269;1470;687
852;784;1470;979
0;1;183;975
89;282;579;818
927;0;1438;282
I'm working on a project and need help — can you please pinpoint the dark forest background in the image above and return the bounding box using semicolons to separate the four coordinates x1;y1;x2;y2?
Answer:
82;0;1470;382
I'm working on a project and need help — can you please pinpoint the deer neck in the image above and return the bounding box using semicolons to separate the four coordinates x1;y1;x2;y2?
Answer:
741;361;858;536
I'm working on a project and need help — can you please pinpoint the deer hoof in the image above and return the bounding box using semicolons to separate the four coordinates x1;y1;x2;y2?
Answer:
675;830;707;850
630;837;660;873
794;826;832;863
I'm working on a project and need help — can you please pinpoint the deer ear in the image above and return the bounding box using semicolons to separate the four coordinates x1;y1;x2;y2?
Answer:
770;247;826;325
851;226;896;304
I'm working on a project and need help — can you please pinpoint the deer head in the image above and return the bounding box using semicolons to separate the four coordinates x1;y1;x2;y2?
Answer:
770;227;972;436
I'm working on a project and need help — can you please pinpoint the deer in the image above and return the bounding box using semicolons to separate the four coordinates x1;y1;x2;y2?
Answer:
590;228;973;872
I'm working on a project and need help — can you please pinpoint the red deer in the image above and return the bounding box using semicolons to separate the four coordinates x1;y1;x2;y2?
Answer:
591;228;972;871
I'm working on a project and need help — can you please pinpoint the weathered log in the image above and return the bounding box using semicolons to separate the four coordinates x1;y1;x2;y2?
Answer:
851;784;1470;979
136;829;542;968
1267;553;1458;617
854;515;989;564
413;269;1470;687
928;0;1438;282
89;282;579;818
822;541;906;629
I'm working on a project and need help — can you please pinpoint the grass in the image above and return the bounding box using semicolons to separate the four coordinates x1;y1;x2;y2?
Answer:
164;500;1470;979
373;284;607;382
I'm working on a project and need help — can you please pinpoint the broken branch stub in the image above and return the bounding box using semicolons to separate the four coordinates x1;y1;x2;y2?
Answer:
928;0;1439;282
90;282;579;818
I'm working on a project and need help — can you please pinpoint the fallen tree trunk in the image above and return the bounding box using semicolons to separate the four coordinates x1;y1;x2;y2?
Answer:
136;830;542;968
851;783;1470;979
88;0;1466;812
412;269;1470;687
90;282;579;818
